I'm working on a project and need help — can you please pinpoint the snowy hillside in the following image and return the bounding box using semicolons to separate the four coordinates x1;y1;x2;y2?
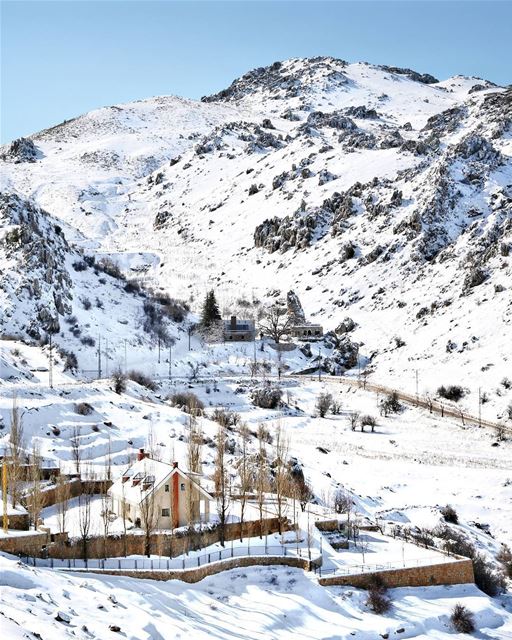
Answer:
1;555;511;639
1;56;510;422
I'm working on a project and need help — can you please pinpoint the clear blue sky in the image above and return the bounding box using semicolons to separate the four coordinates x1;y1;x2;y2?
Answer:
1;0;511;143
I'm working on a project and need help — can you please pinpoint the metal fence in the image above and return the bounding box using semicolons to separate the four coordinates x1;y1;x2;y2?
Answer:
21;544;317;572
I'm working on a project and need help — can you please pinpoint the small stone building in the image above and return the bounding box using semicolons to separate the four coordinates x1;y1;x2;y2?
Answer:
223;316;255;341
289;324;324;340
108;453;212;530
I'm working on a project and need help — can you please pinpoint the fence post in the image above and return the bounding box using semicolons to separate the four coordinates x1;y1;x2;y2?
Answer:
182;558;185;570
135;559;138;570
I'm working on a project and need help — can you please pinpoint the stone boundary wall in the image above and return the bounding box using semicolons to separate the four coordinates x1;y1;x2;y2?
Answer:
0;518;288;559
71;554;317;584
5;513;30;530
0;531;49;555
318;558;475;589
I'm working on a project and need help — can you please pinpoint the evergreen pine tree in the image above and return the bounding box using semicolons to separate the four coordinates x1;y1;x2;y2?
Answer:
200;290;221;327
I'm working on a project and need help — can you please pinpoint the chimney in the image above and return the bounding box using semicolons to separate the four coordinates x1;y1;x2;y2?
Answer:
137;448;145;461
230;315;237;330
172;461;178;469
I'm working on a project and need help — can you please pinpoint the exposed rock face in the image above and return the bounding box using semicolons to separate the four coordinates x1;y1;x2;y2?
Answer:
335;317;356;334
286;290;306;325
254;211;319;253
202;57;349;103
380;65;439;84
1;137;39;163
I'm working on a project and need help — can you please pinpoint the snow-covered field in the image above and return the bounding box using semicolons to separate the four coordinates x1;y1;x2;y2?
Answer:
1;554;512;639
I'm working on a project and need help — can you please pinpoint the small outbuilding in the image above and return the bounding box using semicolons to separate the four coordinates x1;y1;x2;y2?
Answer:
223;316;256;342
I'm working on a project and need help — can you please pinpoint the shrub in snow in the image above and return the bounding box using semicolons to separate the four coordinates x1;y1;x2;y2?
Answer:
463;266;487;291
435;525;505;596
248;184;259;196
81;296;92;310
112;368;127;394
365;575;392;614
437;385;465;402
97;257;124;280
501;377;512;390
360;414;377;432
72;260;88;272
450;603;475;634
381;391;402;415
59;348;78;372
340;242;355;261
333;488;352;515
127;369;157;391
316;392;333;418
210;407;241;429
75;402;93;416
330;399;342;415
349;411;360;431
472;553;506;596
80;335;95;347
169;391;204;415
507;403;512;421
440;504;458;524
251;386;282;409
497;544;512;578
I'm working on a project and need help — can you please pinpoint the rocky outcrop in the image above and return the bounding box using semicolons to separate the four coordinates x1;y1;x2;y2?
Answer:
254;211;319;253
1;137;39;163
286;290;306;325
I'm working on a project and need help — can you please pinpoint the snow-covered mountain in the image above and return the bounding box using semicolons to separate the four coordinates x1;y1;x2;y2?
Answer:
1;57;511;416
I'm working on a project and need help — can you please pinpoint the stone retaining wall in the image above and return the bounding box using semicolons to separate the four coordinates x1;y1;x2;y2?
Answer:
0;518;288;559
73;554;316;584
318;559;475;589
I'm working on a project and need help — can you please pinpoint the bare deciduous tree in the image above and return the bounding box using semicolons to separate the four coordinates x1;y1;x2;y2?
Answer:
186;415;203;537
256;424;270;539
272;423;290;535
259;304;291;344
8;395;25;509
100;444;112;558
70;425;82;475
214;423;231;546
140;485;156;558
237;423;251;542
349;411;360;432
55;469;70;535
78;469;94;561
28;442;43;530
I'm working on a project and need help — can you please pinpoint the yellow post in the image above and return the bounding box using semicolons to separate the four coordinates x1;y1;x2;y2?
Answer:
2;462;8;533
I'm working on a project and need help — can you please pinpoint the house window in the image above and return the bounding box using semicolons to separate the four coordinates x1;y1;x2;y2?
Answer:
180;483;185;491
164;484;169;492
161;508;170;517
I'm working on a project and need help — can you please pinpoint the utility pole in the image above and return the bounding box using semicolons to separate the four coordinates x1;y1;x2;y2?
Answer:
168;342;173;382
124;339;127;373
478;387;482;428
105;339;109;378
97;334;102;379
48;333;53;389
318;346;322;382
